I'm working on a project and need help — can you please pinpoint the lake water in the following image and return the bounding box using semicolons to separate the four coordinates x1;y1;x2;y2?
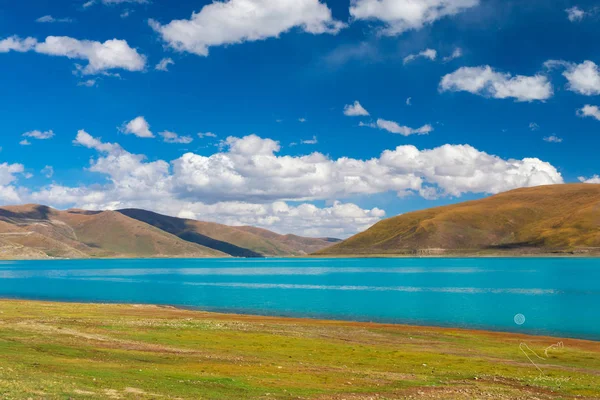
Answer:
0;258;598;340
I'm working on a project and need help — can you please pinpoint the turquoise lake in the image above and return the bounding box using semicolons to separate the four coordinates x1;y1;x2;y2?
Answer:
0;258;598;340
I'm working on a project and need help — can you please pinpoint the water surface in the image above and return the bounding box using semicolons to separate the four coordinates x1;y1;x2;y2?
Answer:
0;258;598;340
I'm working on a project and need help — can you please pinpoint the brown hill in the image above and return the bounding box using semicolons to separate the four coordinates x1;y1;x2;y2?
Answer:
0;205;227;259
317;184;600;256
118;209;335;257
236;226;338;255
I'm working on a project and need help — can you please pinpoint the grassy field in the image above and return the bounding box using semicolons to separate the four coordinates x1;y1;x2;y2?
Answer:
0;301;598;399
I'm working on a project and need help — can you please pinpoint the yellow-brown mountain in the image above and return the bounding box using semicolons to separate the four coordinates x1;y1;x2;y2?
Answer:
317;184;600;256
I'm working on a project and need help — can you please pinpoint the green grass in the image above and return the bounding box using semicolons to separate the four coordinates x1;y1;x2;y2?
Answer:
0;300;599;399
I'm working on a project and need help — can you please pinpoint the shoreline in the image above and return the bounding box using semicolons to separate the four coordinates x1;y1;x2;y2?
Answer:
1;299;599;399
2;297;598;344
3;253;600;261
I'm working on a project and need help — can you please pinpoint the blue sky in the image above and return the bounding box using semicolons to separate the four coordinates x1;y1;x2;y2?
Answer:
0;0;599;237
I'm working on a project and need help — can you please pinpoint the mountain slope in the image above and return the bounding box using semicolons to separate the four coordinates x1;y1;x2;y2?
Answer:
118;209;336;257
236;226;338;255
0;205;227;259
317;184;600;256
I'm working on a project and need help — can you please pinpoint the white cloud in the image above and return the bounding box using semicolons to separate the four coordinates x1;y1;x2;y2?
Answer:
0;36;37;53
7;131;564;237
529;122;539;131
0;163;25;186
36;15;73;23
0;163;25;204
443;47;463;62
84;0;148;6
343;101;370;116
155;57;174;71
403;48;436;64
322;41;379;68
35;36;146;75
566;6;585;22
121;116;154;138
546;60;600;96
19;140;31;146
577;104;600;121
172;134;561;202
579;175;600;184
298;118;307;123
150;0;344;56
198;132;217;138
301;136;318;145
78;79;97;87
543;135;563;143
375;119;433;136
73;129;121;153
102;0;148;3
440;65;553;102
350;0;479;35
41;166;54;178
159;131;194;144
406;97;412;106
23;130;55;140
0;35;146;75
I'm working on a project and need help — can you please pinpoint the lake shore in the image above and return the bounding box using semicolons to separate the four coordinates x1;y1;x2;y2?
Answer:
0;299;598;399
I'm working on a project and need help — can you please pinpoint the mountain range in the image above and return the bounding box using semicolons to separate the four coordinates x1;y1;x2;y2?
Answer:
318;184;600;256
0;205;337;259
2;184;599;259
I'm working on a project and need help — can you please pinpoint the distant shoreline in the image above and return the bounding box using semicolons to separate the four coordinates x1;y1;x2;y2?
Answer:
1;297;598;342
3;253;600;261
1;298;597;343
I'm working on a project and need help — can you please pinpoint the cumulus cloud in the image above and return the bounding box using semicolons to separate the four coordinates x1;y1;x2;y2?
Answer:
301;136;318;145
566;6;585;21
343;101;370;116
0;162;25;204
121;116;154;138
5;131;565;236
373;119;433;136
84;0;148;6
443;47;463;62
0;35;146;75
543;135;563;143
529;122;539;131
546;60;600;96
350;0;479;35
403;48;436;64
41;166;54;178
198;132;217;139
0;163;25;186
440;65;553;102
150;0;344;56
0;36;37;53
155;57;174;71
159;131;193;144
23;130;55;140
577;104;600;121
579;175;600;184
78;79;97;87
103;0;148;3
36;15;73;23
19;140;31;146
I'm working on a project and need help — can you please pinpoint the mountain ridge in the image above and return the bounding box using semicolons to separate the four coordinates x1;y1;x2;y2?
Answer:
0;204;336;259
316;184;600;256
